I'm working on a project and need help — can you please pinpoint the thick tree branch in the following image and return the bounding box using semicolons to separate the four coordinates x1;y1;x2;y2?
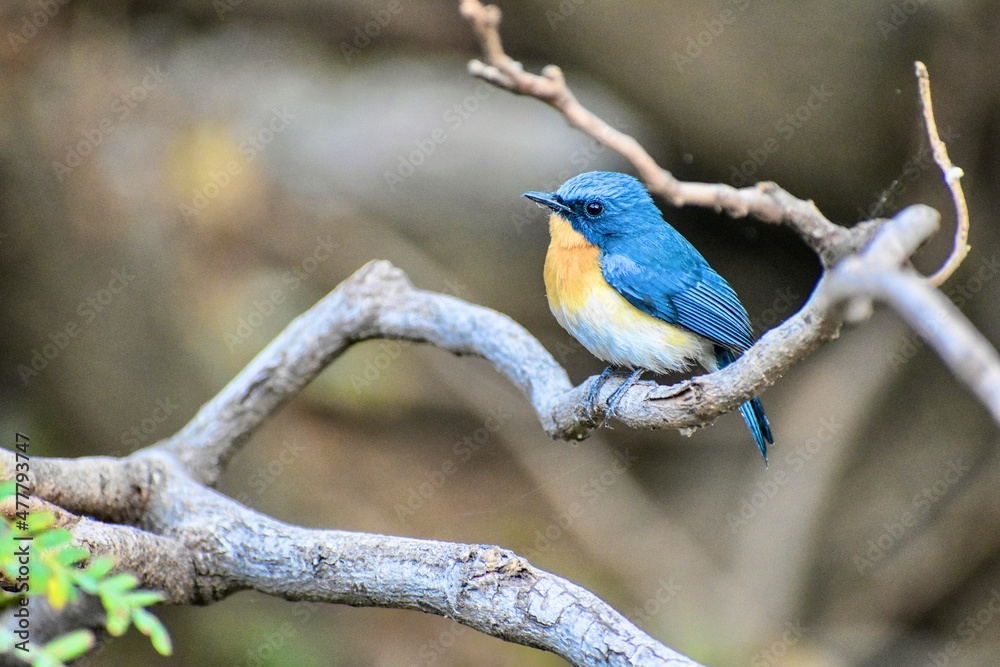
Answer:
4;5;989;667
154;261;580;485
14;205;969;666
1;447;703;667
149;207;998;488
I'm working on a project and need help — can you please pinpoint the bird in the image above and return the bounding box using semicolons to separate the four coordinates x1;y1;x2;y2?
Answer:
522;171;773;461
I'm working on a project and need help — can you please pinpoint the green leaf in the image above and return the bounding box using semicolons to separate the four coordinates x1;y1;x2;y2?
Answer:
131;607;156;634
52;545;89;567
132;609;173;656
0;481;17;500
105;603;131;636
98;573;138;596
84;555;115;579
0;536;18;564
35;527;73;550
124;590;165;608
26;512;57;533
43;629;96;661
73;572;100;595
30;561;52;597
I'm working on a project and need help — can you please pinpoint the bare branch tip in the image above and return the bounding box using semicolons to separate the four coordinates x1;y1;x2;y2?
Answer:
913;60;971;286
355;259;411;288
485;5;502;26
469;63;514;88
541;64;565;83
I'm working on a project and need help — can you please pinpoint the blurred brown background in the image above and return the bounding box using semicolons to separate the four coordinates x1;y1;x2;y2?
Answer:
2;0;999;665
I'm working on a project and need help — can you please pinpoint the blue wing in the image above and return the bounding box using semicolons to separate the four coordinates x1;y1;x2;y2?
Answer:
601;238;754;352
600;226;770;460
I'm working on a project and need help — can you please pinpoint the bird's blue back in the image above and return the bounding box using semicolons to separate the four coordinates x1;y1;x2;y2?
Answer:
552;172;755;353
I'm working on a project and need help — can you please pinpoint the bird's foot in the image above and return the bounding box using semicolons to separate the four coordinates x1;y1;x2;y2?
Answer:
602;368;645;427
585;367;617;423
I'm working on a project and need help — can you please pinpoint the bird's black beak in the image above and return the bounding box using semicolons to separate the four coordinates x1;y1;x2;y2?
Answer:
522;191;572;215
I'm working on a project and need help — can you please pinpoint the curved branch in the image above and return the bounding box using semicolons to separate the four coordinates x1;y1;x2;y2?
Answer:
826;268;1000;423
4;447;704;667
154;261;580;485
167;477;697;666
915;61;970;286
157;204;1000;494
4;7;988;667
15;207;966;666
8;188;990;667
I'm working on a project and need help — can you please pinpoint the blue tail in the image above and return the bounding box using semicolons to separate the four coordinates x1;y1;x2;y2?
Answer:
716;347;773;463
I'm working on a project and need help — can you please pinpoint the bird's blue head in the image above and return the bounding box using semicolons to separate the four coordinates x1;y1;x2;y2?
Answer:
522;171;662;247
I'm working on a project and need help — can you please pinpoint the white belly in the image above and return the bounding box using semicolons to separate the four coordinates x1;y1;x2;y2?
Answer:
550;280;715;375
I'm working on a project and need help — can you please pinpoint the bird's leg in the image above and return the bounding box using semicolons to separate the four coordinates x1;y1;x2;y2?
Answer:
586;366;618;422
603;368;645;427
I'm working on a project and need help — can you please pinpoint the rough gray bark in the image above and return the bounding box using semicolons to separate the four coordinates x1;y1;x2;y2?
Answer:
1;5;991;664
3;201;999;666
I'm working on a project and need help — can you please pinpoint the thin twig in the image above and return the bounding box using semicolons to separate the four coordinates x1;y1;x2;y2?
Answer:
916;61;970;286
458;0;867;267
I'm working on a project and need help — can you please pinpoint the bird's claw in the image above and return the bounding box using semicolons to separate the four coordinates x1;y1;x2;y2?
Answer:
601;368;645;428
585;367;616;424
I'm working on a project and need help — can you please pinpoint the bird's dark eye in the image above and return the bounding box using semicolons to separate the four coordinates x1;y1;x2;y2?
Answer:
584;201;604;217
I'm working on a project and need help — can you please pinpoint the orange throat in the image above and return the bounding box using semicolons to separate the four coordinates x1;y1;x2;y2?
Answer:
543;213;600;314
541;212;709;372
